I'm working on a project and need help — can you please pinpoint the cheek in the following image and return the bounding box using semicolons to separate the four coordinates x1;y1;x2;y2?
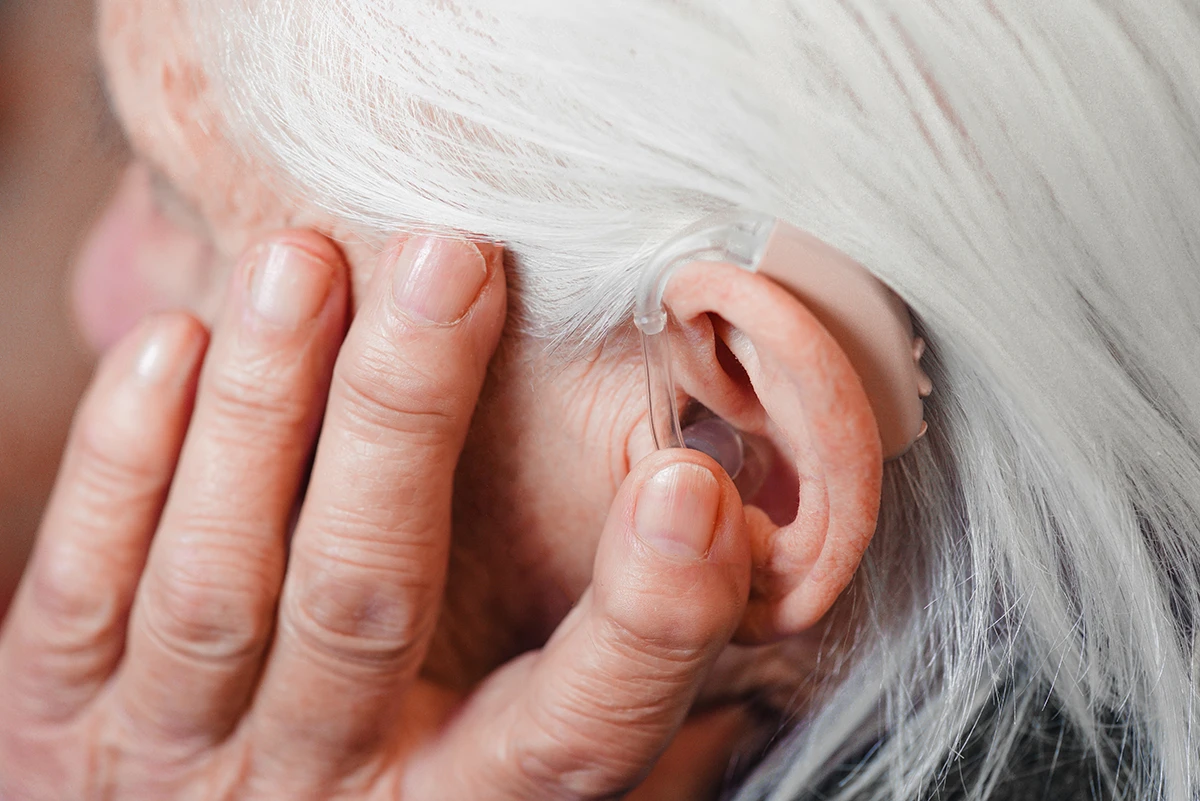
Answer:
459;345;647;597
72;164;223;352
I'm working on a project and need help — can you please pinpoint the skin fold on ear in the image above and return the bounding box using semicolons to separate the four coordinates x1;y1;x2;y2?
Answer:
665;261;884;644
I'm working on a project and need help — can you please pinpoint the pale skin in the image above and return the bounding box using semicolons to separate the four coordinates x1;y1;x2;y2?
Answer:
0;0;916;797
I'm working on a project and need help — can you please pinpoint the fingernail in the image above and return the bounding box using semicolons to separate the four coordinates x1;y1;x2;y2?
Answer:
392;236;488;325
248;243;333;327
635;463;721;560
134;317;198;385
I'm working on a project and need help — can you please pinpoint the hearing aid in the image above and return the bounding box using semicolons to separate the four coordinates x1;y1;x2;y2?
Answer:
635;208;932;471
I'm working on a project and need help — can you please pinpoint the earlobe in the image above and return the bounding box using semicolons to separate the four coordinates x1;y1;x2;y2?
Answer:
664;261;885;643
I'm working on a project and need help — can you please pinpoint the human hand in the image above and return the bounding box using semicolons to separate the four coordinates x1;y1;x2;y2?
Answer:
0;231;752;800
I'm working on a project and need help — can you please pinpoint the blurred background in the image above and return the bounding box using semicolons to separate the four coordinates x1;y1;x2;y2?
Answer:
0;0;126;608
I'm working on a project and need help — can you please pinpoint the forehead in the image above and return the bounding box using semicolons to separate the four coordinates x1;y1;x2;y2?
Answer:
97;0;296;257
99;0;207;155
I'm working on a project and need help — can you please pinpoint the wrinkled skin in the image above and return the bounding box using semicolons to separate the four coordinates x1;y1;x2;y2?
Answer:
86;0;664;688
0;0;879;797
1;227;759;799
84;0;816;698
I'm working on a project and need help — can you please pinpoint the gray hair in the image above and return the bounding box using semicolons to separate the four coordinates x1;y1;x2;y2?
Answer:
187;1;1200;798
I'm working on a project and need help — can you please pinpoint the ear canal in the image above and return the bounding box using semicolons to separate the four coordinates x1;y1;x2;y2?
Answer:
681;416;745;479
680;412;774;503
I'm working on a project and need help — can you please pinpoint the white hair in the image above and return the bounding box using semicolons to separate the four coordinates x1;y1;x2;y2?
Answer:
186;1;1200;798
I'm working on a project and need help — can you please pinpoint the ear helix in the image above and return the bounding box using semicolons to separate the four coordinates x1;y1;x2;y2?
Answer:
635;208;933;462
914;336;932;441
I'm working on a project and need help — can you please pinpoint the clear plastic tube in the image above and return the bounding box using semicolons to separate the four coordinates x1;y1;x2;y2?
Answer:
634;209;778;451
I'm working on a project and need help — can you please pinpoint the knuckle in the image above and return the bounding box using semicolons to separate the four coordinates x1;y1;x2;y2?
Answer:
597;602;714;670
283;548;435;672
550;641;682;732
506;704;641;799
203;357;310;434
93;713;201;786
73;412;172;500
334;338;462;442
602;571;736;653
142;552;275;666
28;543;124;651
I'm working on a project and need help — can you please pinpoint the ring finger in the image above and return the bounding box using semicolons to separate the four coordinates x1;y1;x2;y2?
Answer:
111;234;349;744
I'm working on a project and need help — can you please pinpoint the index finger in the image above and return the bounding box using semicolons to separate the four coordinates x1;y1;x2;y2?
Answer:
246;235;506;784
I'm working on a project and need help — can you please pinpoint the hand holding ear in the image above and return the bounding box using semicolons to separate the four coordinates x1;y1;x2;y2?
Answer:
0;231;755;800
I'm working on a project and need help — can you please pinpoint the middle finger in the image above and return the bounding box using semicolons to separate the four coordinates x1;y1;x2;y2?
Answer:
247;235;505;786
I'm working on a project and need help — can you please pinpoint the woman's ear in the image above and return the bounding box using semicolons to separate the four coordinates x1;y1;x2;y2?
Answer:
663;259;896;644
73;164;221;351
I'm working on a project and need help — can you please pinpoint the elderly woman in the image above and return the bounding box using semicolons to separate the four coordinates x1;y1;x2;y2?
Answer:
3;1;1199;799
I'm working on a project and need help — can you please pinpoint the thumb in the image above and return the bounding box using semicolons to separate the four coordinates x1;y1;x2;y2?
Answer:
408;449;751;800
